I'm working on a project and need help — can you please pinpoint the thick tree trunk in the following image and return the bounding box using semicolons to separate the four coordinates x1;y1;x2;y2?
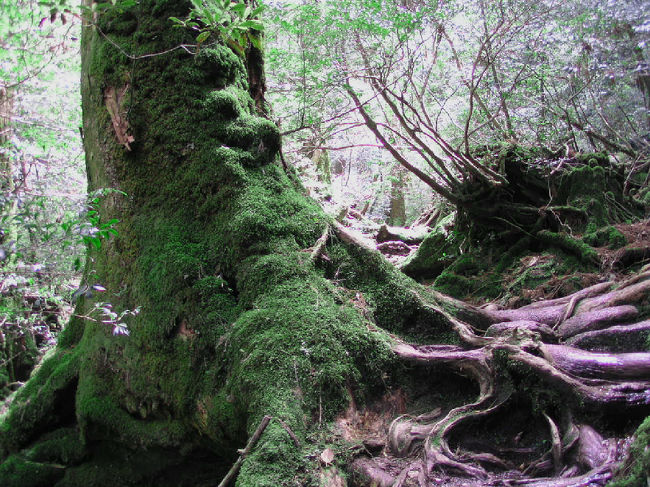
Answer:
388;164;407;227
0;2;648;487
0;2;397;485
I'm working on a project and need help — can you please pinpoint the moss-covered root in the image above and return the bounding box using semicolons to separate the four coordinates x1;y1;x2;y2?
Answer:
221;252;397;486
0;454;67;487
234;420;307;487
610;416;650;487
0;427;86;487
0;349;80;457
536;230;600;265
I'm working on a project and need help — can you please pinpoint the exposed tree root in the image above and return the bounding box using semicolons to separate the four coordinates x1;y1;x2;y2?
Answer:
566;320;650;352
350;275;650;486
310;224;332;262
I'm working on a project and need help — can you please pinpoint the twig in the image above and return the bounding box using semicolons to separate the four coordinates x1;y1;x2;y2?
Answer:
217;415;272;487
543;412;562;474
554;294;580;330
276;418;301;448
0;350;26;368
310;225;330;262
94;24;195;60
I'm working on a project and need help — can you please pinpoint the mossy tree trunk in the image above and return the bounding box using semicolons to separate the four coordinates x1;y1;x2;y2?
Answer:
388;164;407;227
0;2;648;487
0;2;396;485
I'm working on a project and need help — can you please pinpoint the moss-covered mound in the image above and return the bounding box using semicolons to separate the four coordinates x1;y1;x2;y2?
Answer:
401;145;647;302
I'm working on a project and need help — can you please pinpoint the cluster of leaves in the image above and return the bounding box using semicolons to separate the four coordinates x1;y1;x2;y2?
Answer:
79;301;139;336
170;0;265;55
78;189;124;252
90;0;140;12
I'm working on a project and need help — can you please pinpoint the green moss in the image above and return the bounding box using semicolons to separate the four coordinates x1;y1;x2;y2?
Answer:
216;116;281;167
228;272;395;420
401;213;458;279
553;161;640;227
0;349;80;456
495;236;531;273
505;254;556;296
536;230;599;265
194;46;247;89
574;151;610;166
57;315;86;348
202;88;247;120
236;423;312;487
24;428;86;465
583;225;626;249
236;252;310;308
75;370;188;448
0;454;65;487
448;254;482;275
433;271;476;299
610;415;650;487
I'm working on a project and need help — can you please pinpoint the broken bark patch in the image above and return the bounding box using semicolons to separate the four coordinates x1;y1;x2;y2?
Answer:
104;85;134;151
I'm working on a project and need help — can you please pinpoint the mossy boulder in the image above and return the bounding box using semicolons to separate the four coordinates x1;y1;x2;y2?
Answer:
400;214;458;279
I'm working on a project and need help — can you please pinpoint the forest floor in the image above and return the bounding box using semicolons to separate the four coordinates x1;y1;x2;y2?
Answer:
2;207;648;486
326;211;649;486
492;220;649;307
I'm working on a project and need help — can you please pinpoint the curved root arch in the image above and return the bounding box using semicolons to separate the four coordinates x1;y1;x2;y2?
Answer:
352;270;650;486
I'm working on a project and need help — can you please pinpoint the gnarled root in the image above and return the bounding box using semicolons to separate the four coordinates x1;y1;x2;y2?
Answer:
350;274;649;486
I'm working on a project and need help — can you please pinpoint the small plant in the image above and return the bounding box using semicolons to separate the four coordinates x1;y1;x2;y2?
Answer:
170;0;265;55
79;189;124;251
76;301;139;336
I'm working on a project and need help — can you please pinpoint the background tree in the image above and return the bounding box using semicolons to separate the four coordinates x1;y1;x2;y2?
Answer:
265;0;650;223
0;0;85;400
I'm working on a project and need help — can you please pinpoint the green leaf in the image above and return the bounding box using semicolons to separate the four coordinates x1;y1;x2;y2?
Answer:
231;3;247;16
249;33;262;49
196;31;211;44
239;19;264;31
250;5;265;17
